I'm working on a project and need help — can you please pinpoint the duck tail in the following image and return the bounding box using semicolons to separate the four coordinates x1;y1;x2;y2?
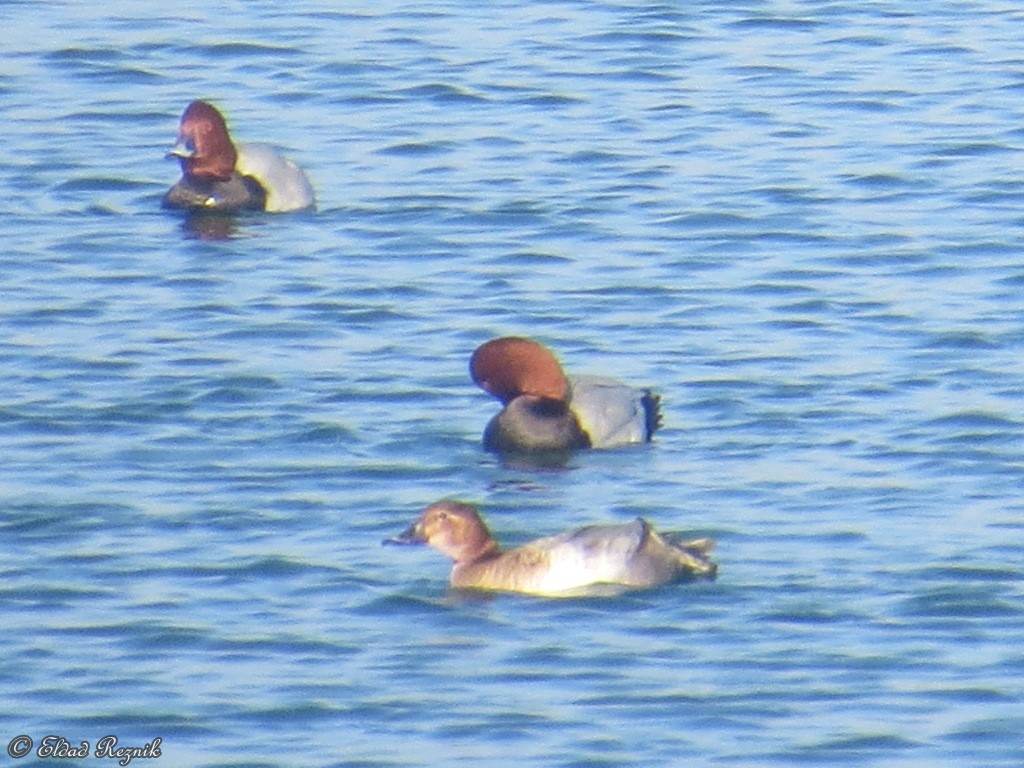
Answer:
668;535;718;579
641;390;662;440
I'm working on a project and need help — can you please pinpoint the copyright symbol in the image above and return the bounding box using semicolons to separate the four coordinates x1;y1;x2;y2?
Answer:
8;735;32;759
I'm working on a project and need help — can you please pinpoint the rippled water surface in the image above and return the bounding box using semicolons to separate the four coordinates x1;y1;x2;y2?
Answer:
2;1;1023;766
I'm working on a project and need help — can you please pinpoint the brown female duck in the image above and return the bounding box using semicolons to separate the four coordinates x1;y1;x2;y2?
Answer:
386;500;716;597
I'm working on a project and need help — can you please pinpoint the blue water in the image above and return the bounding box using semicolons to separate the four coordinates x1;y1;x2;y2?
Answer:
2;1;1023;766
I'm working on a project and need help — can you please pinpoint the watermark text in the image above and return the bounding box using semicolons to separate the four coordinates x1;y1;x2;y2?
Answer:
8;735;162;766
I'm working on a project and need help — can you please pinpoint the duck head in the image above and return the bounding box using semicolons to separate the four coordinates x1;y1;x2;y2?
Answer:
470;337;588;453
470;337;569;404
386;500;499;565
168;100;237;181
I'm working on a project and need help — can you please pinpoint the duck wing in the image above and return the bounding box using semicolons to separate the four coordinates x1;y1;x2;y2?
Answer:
507;519;650;594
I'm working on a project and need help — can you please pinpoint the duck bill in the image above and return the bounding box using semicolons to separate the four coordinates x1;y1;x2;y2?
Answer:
166;139;195;160
383;522;426;546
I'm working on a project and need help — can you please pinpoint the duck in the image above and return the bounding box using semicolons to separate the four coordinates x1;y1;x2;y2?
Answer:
469;336;661;454
162;100;315;213
385;499;716;597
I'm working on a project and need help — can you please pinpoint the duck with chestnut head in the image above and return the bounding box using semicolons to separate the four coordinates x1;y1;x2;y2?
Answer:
163;100;315;213
469;336;661;455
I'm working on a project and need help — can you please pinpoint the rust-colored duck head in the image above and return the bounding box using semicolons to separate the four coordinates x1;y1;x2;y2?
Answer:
167;100;238;181
470;337;570;405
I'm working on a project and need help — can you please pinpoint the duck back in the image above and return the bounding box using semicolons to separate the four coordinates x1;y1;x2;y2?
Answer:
235;143;315;212
454;518;713;596
568;375;661;447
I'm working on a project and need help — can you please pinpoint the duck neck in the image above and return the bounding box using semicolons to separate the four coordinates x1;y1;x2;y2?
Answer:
458;539;501;566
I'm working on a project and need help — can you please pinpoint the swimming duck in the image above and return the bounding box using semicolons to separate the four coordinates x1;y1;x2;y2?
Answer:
386;499;716;597
162;100;315;213
469;336;661;453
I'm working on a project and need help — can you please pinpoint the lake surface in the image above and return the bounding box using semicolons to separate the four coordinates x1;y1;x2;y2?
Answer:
1;1;1023;766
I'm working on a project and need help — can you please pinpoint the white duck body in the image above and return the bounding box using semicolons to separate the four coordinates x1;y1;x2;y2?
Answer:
235;142;315;213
